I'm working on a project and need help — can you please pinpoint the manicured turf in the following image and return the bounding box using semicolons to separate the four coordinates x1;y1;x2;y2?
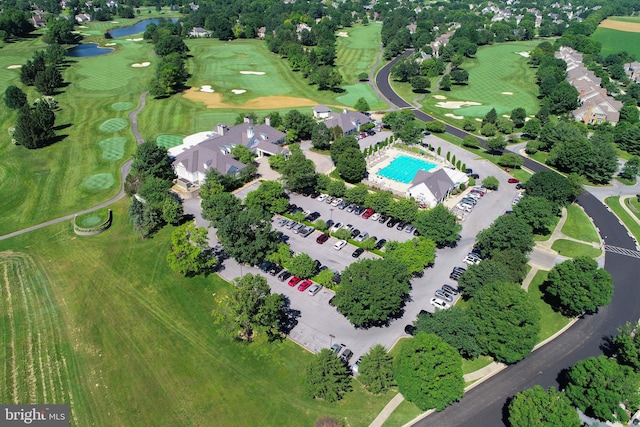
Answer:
98;137;127;160
381;398;422;427
590;27;640;60
156;134;184;150
461;355;493;374
561;205;600;243
527;270;571;342
627;197;640;220
77;214;103;227
421;41;540;118
0;201;391;426
606;196;640;242
84;173;115;191
550;239;602;258
609;16;640;23
111;101;134;111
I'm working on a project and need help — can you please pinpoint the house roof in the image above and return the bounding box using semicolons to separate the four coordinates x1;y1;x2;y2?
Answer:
409;168;454;201
174;145;246;176
322;111;371;133
313;105;331;113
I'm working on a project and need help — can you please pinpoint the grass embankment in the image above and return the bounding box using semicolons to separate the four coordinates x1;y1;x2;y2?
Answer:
551;239;602;258
627;197;640;221
527;270;571;342
562;205;600;243
606;196;640;242
0;200;391;427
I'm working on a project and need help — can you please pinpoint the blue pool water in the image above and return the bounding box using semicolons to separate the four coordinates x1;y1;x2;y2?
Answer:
378;155;437;184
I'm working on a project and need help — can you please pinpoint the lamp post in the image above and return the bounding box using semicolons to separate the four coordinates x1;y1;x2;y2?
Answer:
329;334;335;347
330;208;334;222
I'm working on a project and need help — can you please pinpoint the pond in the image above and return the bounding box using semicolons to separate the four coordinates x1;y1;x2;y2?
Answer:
108;18;179;38
66;43;114;58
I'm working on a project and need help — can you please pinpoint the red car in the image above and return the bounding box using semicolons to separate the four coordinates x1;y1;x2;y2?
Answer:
297;279;313;292
288;276;301;287
361;208;374;219
316;233;330;244
508;178;520;184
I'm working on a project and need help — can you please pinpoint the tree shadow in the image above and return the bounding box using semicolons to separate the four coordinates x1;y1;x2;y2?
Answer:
331;87;346;93
600;334;617;358
556;367;571;390
280;295;301;335
501;396;513;426
53;123;72;131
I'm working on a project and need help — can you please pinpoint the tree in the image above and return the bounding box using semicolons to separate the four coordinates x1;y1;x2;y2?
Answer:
414;307;480;358
620;105;640;124
476;214;534;259
334;258;410;327
458;259;515;299
311;122;332;150
384;238;436;276
244;181;289;214
524;171;574;206
337;148;366;183
481;176;499;190
462;135;479;148
34;66;63;95
365;191;393;214
354;97;370;112
440;74;451;91
545;257;613;316
305;348;352;402
394;333;464;411
548;81;579;114
166;221;216;276
281;145;317;192
565;356;640;424
216;207;278;265
162;196;183;225
481;123;497;137
344;184;369;205
510;107;527;128
620;157;640;180
231;144;256;166
138;176;172;206
469;282;540;364
513;196;558;234
450;68;469;85
413;204;461;247
285;253;317;279
312;66;342;90
13;104;55;149
358;344;395;394
131;140;175;181
42;18;77;45
486;135;507;154
155;34;189;56
326;179;346;197
330;136;359;164
387;198;418;223
523;118;541;139
508;385;581;427
497;153;523;169
4;86;27;109
215;274;285;341
410;76;431;92
483;108;498;125
152;52;188;96
201;191;241;227
284;110;315;141
128;197;163;238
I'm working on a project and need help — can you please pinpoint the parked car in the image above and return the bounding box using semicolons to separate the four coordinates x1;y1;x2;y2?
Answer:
286;221;298;230
316;233;330;244
508;178;520;184
344;224;354;232
370;212;381;221
353;206;364;215
430;297;451;310
387;217;399;228
276;218;288;227
340;349;353;363
516;183;524;190
367;129;376;136
355;232;369;242
346;203;356;213
334;240;348;251
292;223;305;233
404;224;415;233
468;173;480;179
329;197;341;207
396;221;406;231
361;208;374;219
375;239;387;250
300;226;314;237
378;214;388;224
268;265;283;276
352;248;364;258
435;289;453;303
317;194;328;202
352;357;363;374
351;229;360;239
278;271;292;282
330;222;343;233
325;219;334;229
308;284;323;296
288;276;301;287
331;343;344;354
286;203;298;213
310;191;320;199
305;211;321;222
463;254;482;265
449;270;463;281
302;188;313;197
297;279;313;292
260;261;273;272
338;200;349;210
442;284;459;295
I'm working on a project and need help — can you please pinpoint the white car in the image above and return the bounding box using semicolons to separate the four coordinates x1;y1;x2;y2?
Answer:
317;194;328;202
456;204;472;212
430;297;451;310
333;240;348;251
331;198;343;207
463;254;482;265
330;222;343;233
370;212;381;221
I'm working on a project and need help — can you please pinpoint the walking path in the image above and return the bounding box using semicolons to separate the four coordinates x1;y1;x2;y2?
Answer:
0;91;148;242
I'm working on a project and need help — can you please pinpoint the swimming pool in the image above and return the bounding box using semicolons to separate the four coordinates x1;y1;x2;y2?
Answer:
378;155;438;184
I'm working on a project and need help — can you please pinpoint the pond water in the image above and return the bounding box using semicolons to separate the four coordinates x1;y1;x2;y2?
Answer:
108;18;179;38
66;43;114;58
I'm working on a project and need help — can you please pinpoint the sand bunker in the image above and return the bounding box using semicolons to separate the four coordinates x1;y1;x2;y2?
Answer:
183;88;319;109
231;89;247;94
445;113;464;119
436;101;482;109
200;85;214;93
433;95;447;100
599;18;640;33
7;65;22;69
105;43;117;46
337;32;349;37
475;118;482;122
131;62;151;67
240;71;266;75
78;25;88;28
110;21;119;23
501;91;513;95
126;37;144;41
517;51;530;58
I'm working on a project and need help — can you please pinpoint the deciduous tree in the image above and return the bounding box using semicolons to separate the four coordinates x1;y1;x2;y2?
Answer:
216;207;278;265
524;171;574;206
354;97;370;112
4;85;27;109
413;204;461;247
285;253;317;279
414;307;480;358
508;386;580;427
337;148;366;183
166;221;216;276
513;196;558;234
458;259;514;299
475;214;534;258
244;181;289;214
131;140;175;181
384;237;436;276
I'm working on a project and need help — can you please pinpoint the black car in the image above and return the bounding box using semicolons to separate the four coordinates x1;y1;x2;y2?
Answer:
269;264;283;276
278;270;292;282
351;229;360;239
396;221;406;231
366;129;376;136
286;203;297;214
465;168;473;174
375;239;387;250
515;183;524;190
302;188;313;197
325;219;334;229
404;324;416;335
305;211;321;222
352;248;364;258
468;173;480;179
378;214;388;224
353;206;364;215
449;271;463;281
386;217;399;228
413;229;420;236
260;261;273;272
310;191;320;199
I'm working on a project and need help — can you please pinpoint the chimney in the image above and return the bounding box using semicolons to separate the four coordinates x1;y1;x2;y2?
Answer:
216;124;227;135
244;116;253;125
247;126;254;138
265;117;271;127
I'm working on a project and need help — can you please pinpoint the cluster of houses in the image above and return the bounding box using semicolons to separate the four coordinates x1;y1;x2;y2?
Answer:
556;46;623;125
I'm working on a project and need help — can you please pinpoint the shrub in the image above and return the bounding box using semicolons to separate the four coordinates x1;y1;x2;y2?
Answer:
462;135;480;148
424;121;446;133
525;140;540;155
482;176;499;190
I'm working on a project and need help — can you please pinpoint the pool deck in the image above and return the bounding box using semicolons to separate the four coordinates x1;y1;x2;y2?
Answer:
365;147;448;195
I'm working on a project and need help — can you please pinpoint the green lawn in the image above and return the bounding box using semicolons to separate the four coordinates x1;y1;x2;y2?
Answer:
420;41;540;119
381;398;422;427
609;15;640;23
461;355;493;374
561;205;600;243
0;200;391;427
606;196;640;242
590;27;640;60
527;270;571;342
551;239;602;258
627;197;640;220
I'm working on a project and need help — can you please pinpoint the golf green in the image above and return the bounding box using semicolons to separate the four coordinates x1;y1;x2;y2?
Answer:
111;102;134;111
98;137;127;160
78;214;103;227
156;134;184;149
99;118;129;132
84;173;115;190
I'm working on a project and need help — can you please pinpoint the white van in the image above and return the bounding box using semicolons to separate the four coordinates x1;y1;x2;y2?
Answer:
334;240;347;251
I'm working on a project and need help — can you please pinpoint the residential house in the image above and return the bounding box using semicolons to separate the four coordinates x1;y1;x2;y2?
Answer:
320;109;372;136
170;118;287;185
625;62;640;83
406;169;456;208
75;13;92;23
31;11;46;28
312;105;332;119
188;27;211;38
257;26;266;39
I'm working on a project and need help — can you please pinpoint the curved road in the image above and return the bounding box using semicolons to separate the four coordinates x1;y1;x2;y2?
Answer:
375;53;640;426
0;91;148;242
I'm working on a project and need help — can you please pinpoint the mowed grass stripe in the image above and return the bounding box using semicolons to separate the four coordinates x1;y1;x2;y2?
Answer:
590;27;640;59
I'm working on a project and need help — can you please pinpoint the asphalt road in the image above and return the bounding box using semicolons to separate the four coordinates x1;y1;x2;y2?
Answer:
375;52;640;426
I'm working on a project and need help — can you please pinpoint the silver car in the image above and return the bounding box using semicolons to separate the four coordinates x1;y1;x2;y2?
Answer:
308;284;323;296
